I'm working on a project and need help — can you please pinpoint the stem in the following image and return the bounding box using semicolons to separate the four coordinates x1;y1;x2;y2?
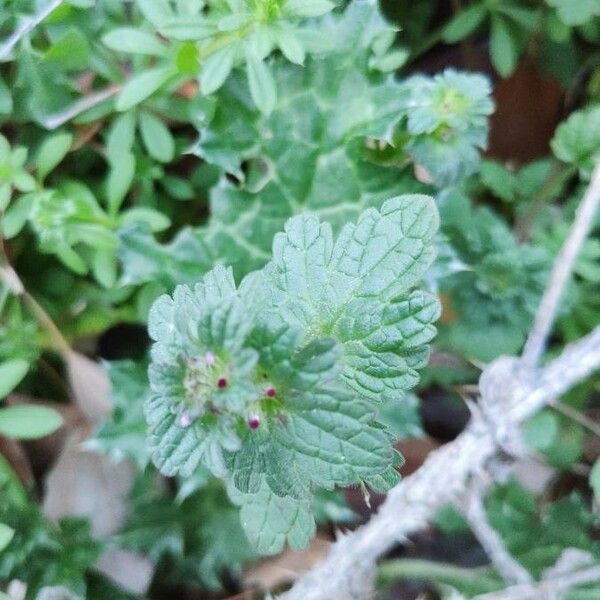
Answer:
551;402;600;439
0;247;70;359
473;564;600;600
522;161;600;368
378;559;501;594
464;477;532;585
0;0;64;60
40;84;121;130
514;162;576;243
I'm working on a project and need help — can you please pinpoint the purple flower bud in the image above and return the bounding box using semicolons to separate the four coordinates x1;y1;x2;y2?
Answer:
217;377;228;389
265;387;276;397
205;351;215;367
179;412;192;428
248;415;261;430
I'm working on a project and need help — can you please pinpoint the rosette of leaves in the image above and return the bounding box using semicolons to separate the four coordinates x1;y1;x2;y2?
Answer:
120;1;492;287
146;195;440;553
437;190;550;361
398;69;494;187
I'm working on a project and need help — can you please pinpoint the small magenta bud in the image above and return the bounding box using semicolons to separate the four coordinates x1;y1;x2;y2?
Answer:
265;387;276;397
179;413;192;428
205;351;215;367
217;377;228;389
248;415;261;430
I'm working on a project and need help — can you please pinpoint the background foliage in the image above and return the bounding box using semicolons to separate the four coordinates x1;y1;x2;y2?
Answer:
0;0;599;599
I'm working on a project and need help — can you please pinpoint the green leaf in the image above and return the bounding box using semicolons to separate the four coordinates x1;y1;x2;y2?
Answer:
102;28;168;56
139;111;175;163
106;151;135;214
0;359;29;397
228;479;315;555
91;247;117;288
490;15;519;77
245;49;277;115
120;207;171;232
551;105;600;177
284;0;335;18
44;29;90;71
480;159;517;202
137;0;174;26
266;197;440;400
0;76;13;114
89;361;151;468
442;5;488;43
2;193;34;238
0;522;14;552
116;66;174;111
158;17;216;41
200;45;237;95
522;410;560;451
590;459;600;502
35;132;73;180
547;0;600;25
0;405;63;440
274;27;306;64
106;111;136;161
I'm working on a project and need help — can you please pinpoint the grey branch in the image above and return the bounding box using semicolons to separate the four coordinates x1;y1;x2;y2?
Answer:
282;162;600;599
472;564;600;600
464;476;532;585
0;0;65;61
281;326;600;600
522;160;600;368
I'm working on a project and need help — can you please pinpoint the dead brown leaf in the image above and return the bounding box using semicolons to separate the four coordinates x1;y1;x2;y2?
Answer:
243;535;332;592
66;351;111;424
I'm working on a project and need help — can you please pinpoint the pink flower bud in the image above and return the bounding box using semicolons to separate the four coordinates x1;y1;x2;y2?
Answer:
265;387;276;397
217;377;228;389
248;415;261;430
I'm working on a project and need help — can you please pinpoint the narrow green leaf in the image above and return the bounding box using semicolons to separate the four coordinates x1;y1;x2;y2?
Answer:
137;0;174;26
107;151;135;214
91;248;117;288
159;17;216;41
0;76;12;114
200;45;236;95
284;0;335;18
139;111;175;163
274;27;305;65
442;5;487;43
0;405;63;440
120;207;171;232
245;49;277;115
0;523;14;552
490;15;519;77
102;28;168;56
0;359;29;398
116;66;174;112
2;193;34;238
106;111;136;161
36;132;73;180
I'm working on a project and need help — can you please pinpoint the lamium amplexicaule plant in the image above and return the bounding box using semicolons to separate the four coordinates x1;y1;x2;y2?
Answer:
2;0;600;597
146;194;440;551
